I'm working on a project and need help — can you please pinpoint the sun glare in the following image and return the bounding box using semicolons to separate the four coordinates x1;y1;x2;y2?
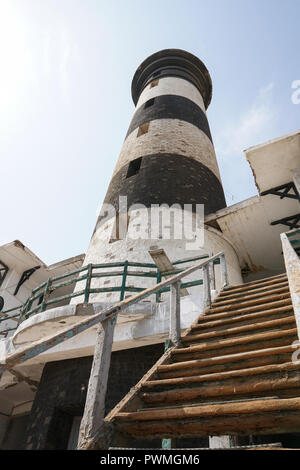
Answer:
0;3;34;127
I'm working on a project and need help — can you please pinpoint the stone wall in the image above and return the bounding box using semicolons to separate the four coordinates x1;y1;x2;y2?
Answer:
24;343;164;449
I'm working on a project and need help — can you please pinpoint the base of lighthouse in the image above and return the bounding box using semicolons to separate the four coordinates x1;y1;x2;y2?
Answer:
73;207;243;305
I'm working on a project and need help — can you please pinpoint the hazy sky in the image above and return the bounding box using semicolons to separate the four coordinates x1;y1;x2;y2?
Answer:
0;0;299;264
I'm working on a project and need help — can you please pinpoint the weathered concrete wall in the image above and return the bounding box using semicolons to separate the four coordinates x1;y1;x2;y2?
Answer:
245;129;300;194
208;196;291;276
74;212;242;304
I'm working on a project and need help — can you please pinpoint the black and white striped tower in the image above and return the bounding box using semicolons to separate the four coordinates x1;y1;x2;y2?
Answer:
104;48;226;217
81;49;242;302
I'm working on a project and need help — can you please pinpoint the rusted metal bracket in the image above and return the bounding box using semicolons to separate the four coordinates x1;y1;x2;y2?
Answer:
0;260;9;288
14;266;40;295
261;182;300;201
271;213;300;230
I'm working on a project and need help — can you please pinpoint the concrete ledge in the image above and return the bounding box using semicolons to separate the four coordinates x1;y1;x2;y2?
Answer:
12;302;155;346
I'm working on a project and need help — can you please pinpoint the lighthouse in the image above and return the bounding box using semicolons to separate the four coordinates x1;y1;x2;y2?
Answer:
105;48;226;216
2;48;299;451
76;49;242;303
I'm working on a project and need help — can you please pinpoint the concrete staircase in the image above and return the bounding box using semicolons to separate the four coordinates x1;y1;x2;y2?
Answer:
105;273;300;444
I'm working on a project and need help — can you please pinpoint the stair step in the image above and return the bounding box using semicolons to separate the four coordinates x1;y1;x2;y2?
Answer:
158;353;293;379
158;355;293;379
217;280;289;302
219;276;287;297
212;285;289;307
114;397;300;439
141;380;299;407
223;273;286;291
157;345;295;378
171;328;297;362
175;328;297;355
208;293;291;314
115;396;294;422
190;309;294;333
182;316;296;344
204;299;293;320
138;396;279;411
143;361;300;390
195;304;293;325
140;363;300;406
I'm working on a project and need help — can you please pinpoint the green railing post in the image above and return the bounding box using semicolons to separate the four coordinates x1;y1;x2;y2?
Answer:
25;298;33;318
19;298;30;323
120;260;128;301
40;278;51;313
84;264;93;303
23;298;30;315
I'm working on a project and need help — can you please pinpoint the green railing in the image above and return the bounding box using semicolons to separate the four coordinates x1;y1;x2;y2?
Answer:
0;254;220;336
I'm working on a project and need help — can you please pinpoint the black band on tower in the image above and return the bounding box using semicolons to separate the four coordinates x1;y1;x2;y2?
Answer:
126;95;212;142
103;154;226;218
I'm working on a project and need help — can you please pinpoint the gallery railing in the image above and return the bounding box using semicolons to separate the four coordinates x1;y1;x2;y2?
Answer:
0;253;223;336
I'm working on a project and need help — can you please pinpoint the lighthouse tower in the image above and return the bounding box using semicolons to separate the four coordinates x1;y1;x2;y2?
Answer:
105;48;226;217
79;49;243;302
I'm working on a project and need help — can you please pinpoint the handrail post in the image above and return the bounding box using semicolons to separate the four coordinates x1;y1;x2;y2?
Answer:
120;260;128;301
77;315;117;450
203;265;211;307
19;299;29;323
281;231;300;340
220;253;229;288
84;264;93;303
209;251;216;291
156;270;162;303
169;280;181;344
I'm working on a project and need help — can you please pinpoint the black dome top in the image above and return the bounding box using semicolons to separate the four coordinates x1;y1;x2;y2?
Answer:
131;49;212;109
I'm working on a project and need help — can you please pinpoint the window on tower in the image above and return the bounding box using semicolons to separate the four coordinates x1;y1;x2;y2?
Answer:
150;79;159;88
126;157;142;178
144;98;155;109
137;122;149;137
